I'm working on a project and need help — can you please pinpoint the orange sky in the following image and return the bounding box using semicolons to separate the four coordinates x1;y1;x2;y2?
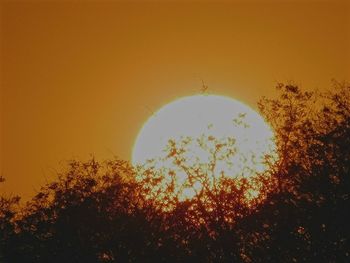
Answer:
1;0;349;199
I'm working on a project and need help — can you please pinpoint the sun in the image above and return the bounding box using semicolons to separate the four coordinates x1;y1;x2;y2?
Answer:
132;94;277;201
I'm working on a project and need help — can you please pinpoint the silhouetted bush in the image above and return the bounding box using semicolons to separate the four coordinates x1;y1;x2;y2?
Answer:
1;82;349;262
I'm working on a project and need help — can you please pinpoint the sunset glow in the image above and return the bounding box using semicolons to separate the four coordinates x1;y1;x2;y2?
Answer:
2;2;349;261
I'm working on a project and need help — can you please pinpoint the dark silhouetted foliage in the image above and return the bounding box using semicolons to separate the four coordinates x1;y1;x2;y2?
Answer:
1;82;349;262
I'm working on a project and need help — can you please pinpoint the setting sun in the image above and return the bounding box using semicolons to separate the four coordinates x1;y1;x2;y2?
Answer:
132;94;277;200
2;2;349;261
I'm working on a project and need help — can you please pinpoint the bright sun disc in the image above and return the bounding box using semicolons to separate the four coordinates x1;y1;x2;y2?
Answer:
132;94;277;201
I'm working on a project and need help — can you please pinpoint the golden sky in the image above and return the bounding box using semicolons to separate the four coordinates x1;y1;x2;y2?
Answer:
1;0;349;199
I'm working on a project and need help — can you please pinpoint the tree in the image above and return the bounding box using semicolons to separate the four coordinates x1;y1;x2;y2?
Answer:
1;82;349;262
242;82;350;262
0;176;20;261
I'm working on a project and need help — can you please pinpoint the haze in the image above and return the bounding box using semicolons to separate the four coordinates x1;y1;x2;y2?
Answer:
1;1;349;199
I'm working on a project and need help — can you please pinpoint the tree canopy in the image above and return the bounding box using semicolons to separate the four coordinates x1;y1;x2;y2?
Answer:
1;82;349;262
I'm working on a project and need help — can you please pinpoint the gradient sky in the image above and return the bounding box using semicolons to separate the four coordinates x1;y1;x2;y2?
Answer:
1;0;349;199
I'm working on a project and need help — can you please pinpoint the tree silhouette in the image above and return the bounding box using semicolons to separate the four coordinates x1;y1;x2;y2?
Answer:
0;176;20;261
242;82;350;262
0;82;349;262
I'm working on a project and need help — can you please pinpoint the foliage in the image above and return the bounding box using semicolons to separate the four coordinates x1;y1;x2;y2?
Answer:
0;82;349;262
0;176;20;262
